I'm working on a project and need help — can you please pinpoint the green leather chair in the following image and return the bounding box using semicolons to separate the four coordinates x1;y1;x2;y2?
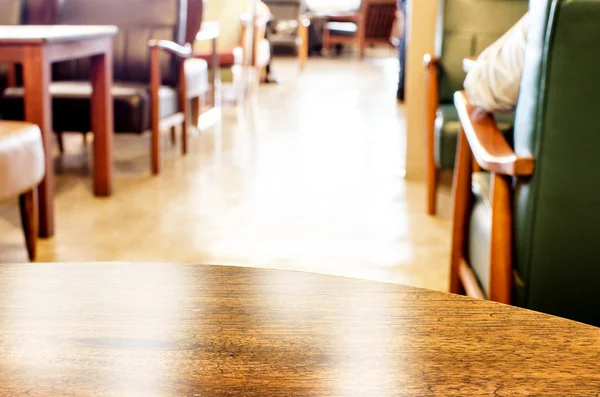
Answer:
451;0;600;327
424;0;528;215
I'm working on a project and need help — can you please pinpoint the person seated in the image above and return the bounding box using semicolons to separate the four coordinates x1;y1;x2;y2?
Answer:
464;13;529;112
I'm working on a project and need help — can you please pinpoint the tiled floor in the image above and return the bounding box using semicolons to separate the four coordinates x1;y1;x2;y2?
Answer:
0;55;452;292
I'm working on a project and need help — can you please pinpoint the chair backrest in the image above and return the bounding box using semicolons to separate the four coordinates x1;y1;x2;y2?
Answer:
0;0;23;24
512;0;600;326
25;0;57;24
360;0;397;41
435;0;528;103
52;0;189;85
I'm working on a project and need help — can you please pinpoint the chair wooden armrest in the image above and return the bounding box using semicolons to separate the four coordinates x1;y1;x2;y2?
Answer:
148;40;192;58
454;91;534;176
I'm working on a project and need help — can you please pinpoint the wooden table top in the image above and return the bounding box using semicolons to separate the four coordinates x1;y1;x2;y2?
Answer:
0;263;598;396
0;25;118;44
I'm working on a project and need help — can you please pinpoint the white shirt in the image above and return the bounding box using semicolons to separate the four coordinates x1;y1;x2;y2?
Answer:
464;13;529;112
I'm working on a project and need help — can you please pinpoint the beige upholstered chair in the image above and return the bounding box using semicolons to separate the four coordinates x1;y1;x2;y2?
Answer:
0;121;45;260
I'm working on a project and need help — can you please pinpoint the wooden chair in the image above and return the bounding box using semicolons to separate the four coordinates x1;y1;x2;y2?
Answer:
322;0;396;59
449;0;600;327
1;0;209;175
423;0;527;215
264;0;311;71
0;121;45;261
194;0;271;97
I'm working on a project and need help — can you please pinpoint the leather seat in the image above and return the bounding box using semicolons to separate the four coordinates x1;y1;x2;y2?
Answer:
434;106;515;169
2;83;179;133
185;58;209;99
325;21;357;37
2;57;208;133
0;121;45;261
0;121;44;201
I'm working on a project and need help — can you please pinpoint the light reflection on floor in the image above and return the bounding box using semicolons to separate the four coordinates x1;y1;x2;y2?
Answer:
0;55;451;292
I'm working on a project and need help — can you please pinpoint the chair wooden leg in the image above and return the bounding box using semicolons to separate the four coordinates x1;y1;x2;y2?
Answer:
178;61;189;155
322;29;330;54
150;46;161;175
57;132;65;154
170;126;177;146
449;125;472;295
427;164;437;216
19;189;38;261
489;173;513;304
191;96;200;129
181;116;188;155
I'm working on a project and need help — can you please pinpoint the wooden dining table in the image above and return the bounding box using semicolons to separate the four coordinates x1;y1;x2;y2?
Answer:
0;263;598;396
0;25;118;238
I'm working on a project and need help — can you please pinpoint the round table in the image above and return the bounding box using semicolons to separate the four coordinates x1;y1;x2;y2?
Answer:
0;263;598;396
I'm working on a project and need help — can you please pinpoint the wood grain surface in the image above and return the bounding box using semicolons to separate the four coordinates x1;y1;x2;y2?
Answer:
0;263;598;396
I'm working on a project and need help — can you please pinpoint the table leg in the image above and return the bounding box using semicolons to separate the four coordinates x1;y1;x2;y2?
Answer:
212;37;220;105
22;45;53;238
90;46;113;196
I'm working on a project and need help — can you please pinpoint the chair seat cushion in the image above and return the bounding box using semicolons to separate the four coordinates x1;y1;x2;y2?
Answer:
2;82;179;134
325;21;357;37
184;58;209;99
434;105;515;169
0;121;45;202
467;171;492;298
